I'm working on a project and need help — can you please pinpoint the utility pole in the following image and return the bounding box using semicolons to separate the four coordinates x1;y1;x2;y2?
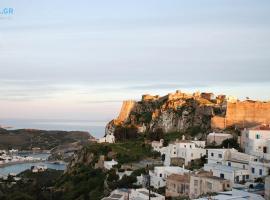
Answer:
146;165;151;200
148;174;151;200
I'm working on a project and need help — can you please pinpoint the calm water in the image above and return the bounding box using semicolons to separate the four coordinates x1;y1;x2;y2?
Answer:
0;118;107;138
0;153;66;177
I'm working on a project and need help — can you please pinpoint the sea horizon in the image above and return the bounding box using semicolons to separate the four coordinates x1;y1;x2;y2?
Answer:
0;118;107;139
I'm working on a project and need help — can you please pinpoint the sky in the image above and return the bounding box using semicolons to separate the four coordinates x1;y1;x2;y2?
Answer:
0;0;270;122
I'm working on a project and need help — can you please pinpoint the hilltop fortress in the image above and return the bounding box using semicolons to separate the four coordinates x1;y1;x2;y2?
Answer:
106;90;270;139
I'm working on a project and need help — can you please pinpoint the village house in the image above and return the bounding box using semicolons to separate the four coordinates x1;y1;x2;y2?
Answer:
249;157;270;180
32;165;47;173
99;133;115;143
163;136;206;166
104;159;118;170
189;171;231;199
151;139;164;152
204;149;251;184
207;132;233;145
241;124;270;160
165;173;190;198
149;166;190;189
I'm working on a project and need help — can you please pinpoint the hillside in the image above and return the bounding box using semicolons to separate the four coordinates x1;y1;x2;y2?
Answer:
0;128;93;150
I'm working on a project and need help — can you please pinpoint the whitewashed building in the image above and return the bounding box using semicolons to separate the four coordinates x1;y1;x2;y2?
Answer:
151;139;164;152
204;149;252;184
163;136;206;166
189;171;231;199
104;159;118;170
241;124;270;159
149;166;190;189
249;158;270;180
207;132;233;145
99;134;115;143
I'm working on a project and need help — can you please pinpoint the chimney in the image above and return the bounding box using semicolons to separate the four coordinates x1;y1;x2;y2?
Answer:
182;135;185;141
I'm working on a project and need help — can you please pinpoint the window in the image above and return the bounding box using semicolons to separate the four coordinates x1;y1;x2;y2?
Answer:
207;182;212;190
218;154;222;158
259;169;263;175
220;173;224;179
160;173;162;177
246;175;249;179
211;153;214;157
190;145;192;148
256;134;260;139
243;165;246;169
252;168;255;174
194;180;198;186
228;162;231;166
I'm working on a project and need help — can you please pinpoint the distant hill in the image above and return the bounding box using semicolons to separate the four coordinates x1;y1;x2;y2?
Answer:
0;128;93;150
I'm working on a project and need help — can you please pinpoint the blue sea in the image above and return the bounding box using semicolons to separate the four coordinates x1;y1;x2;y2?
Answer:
0;153;66;177
0;118;107;139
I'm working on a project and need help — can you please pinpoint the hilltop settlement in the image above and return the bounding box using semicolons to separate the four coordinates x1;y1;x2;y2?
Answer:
2;90;270;200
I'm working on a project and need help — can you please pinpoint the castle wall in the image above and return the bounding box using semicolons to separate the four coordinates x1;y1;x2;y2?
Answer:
211;116;226;129
211;101;270;129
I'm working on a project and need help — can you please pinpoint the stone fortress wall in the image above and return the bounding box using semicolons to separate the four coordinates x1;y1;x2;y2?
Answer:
211;100;270;129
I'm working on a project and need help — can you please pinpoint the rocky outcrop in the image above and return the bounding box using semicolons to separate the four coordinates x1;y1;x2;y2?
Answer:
105;90;226;139
116;100;136;122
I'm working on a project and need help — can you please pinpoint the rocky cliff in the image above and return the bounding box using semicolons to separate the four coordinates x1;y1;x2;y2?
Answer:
105;90;227;139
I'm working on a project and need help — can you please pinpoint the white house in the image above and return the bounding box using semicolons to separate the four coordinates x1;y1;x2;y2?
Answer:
163;136;206;166
99;133;115;143
151;139;164;152
204;149;252;184
32;165;48;173
249;157;270;180
207;132;233;145
204;163;250;184
149;166;190;189
104;159;118;170
241;124;270;160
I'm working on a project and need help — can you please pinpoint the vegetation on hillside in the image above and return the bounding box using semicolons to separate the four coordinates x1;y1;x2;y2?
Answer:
0;128;91;150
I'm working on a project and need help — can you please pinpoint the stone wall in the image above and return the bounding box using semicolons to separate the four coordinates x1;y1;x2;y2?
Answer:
211;100;270;129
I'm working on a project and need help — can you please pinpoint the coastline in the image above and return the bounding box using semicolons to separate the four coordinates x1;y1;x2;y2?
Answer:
0;159;43;168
